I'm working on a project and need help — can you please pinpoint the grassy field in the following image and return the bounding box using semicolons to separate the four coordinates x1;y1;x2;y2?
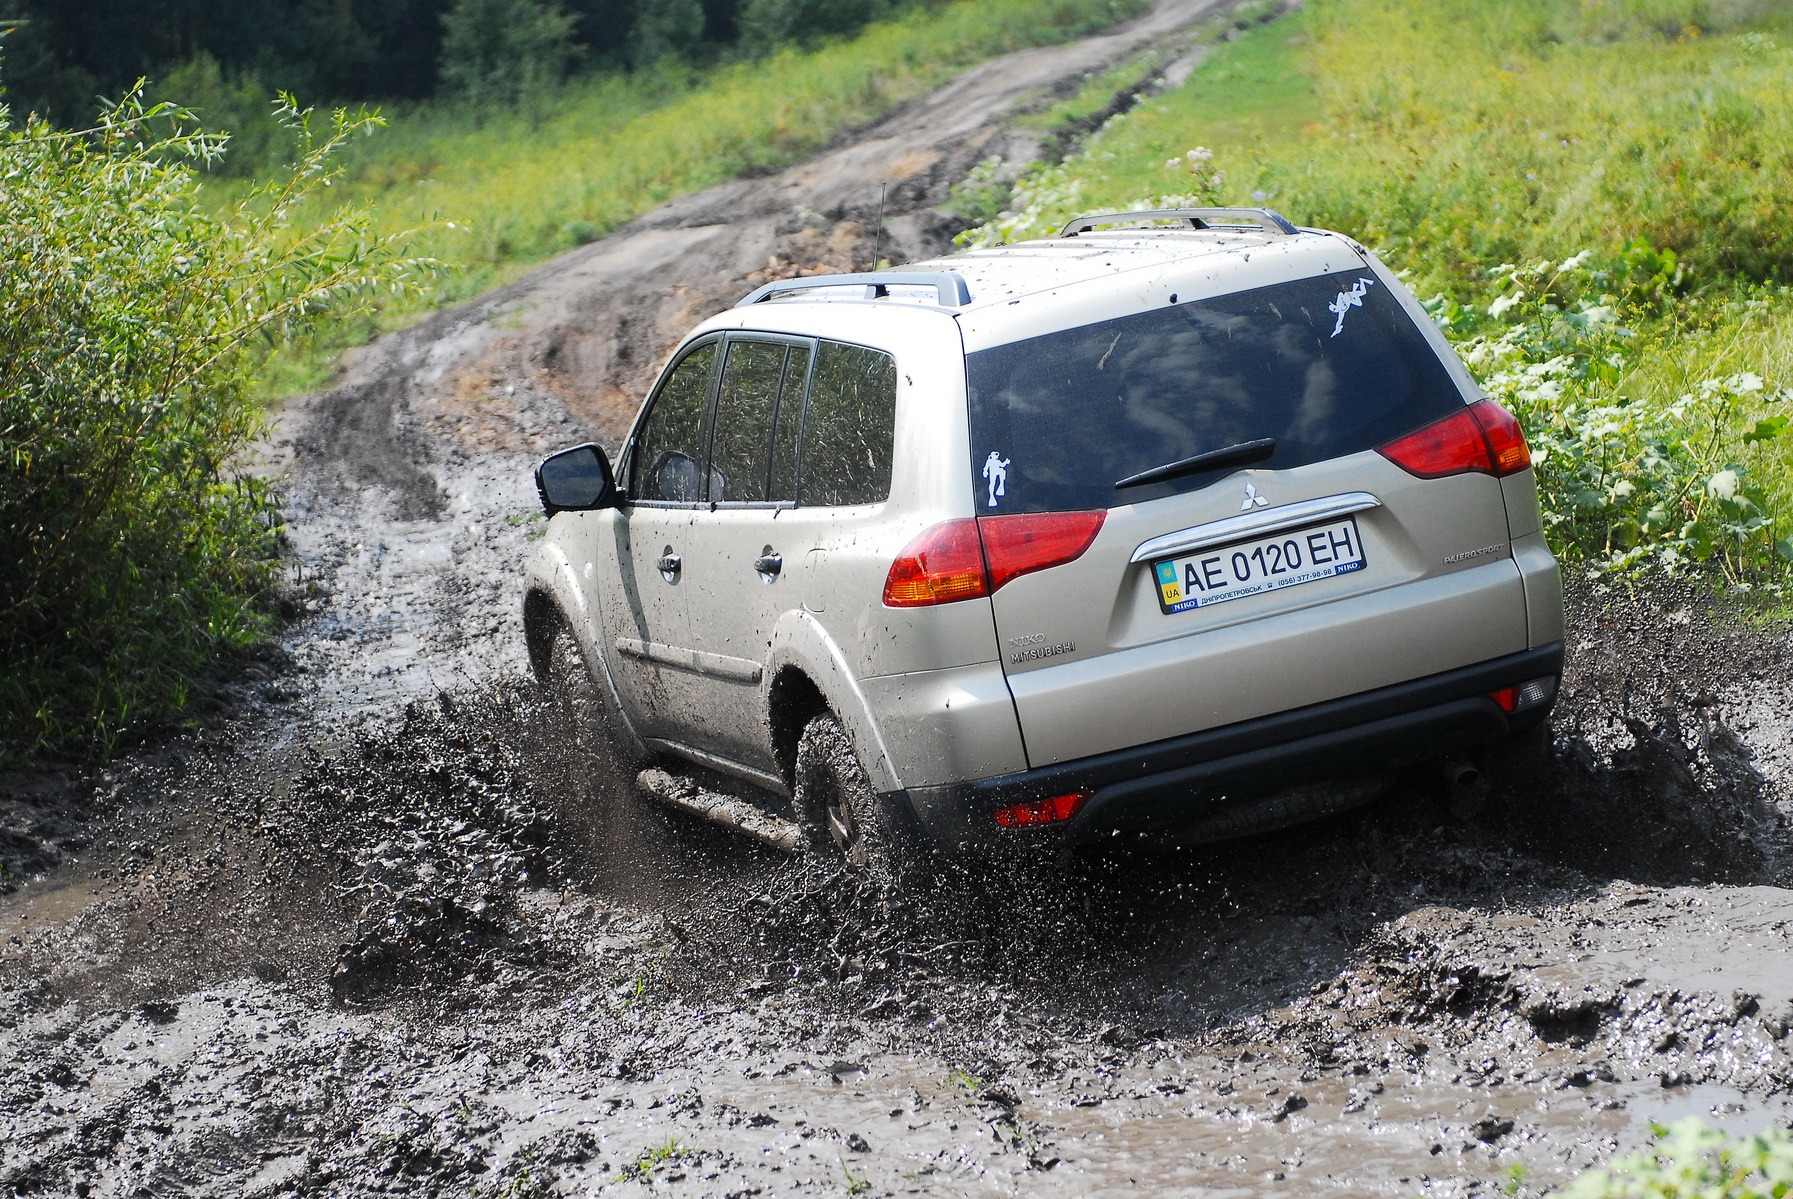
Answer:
231;0;1149;393
964;0;1793;585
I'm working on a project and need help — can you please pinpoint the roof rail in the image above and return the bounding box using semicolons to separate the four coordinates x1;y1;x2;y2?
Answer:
1058;207;1299;238
735;271;973;309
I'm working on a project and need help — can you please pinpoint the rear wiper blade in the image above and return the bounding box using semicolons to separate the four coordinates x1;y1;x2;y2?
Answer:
1114;438;1277;490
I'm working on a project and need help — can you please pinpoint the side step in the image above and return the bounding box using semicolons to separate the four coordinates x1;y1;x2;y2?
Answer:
636;768;807;853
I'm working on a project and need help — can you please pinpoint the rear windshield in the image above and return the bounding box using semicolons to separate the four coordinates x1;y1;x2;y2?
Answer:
965;271;1464;513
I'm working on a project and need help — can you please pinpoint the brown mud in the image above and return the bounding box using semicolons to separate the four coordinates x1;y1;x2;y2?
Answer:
5;1;1793;1194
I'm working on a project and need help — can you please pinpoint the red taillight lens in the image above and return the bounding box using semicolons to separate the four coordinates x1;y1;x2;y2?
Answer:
883;511;1106;607
977;510;1106;592
1377;400;1531;480
1489;686;1519;713
993;792;1088;829
1471;400;1532;476
883;519;988;607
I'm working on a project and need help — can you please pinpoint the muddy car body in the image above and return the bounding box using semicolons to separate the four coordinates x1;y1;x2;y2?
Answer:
524;208;1564;867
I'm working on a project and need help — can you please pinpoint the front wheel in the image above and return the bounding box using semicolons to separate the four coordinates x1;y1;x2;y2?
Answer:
792;713;904;884
541;617;647;770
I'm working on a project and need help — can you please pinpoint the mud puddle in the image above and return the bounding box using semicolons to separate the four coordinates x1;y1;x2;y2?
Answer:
5;625;1792;1197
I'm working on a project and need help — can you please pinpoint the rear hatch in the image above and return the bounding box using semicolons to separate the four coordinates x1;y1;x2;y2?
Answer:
965;264;1528;767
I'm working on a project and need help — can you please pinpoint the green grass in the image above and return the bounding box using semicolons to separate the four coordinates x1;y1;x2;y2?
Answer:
962;0;1793;583
224;0;1150;392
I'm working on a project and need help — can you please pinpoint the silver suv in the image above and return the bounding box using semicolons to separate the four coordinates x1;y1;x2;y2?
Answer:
525;208;1563;873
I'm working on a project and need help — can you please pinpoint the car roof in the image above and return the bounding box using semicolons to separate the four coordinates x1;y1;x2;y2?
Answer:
695;218;1377;353
908;228;1297;311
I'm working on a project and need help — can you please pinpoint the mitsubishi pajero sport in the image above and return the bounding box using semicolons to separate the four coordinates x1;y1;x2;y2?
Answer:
525;208;1564;877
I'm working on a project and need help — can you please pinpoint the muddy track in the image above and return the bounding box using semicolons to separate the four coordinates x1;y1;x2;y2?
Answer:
5;3;1793;1195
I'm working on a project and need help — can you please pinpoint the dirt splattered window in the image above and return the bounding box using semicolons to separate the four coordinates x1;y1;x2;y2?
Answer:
631;341;716;503
965;272;1464;513
799;340;897;507
711;339;786;503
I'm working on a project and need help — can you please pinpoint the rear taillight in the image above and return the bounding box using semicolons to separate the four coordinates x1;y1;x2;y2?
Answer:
992;792;1088;829
1377;400;1532;480
882;519;988;607
882;511;1106;608
978;511;1106;592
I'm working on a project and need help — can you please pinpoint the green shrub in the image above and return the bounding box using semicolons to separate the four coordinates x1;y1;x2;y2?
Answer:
1561;1119;1793;1198
1444;253;1791;580
0;93;427;762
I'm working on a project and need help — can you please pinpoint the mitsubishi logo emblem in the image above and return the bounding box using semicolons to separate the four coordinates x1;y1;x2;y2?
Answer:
1240;482;1269;511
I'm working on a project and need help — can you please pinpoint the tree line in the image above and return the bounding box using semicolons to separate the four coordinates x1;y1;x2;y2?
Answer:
0;0;935;126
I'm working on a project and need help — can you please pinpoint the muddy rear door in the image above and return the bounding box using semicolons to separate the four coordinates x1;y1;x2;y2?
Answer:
966;269;1528;767
674;333;813;771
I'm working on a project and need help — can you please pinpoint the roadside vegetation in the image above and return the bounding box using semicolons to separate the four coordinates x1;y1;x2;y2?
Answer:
1559;1119;1793;1198
0;97;425;763
958;0;1793;585
223;0;1153;393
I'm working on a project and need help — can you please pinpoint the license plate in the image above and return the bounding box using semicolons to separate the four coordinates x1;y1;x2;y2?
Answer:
1152;517;1366;614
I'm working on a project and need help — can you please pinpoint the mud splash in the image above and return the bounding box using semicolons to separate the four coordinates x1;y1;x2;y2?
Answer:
4;642;1790;1197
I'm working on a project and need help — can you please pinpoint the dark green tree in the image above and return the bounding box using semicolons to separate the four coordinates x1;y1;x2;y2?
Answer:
439;0;580;105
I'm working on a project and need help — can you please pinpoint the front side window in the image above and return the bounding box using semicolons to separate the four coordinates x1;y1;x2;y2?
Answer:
965;271;1464;513
631;342;716;503
800;341;897;507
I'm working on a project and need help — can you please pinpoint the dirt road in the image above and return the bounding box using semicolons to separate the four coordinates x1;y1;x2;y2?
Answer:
5;1;1793;1194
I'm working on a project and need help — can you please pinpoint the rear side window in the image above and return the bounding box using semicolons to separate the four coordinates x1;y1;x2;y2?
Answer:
965;271;1464;513
632;342;716;503
710;339;787;503
800;341;898;507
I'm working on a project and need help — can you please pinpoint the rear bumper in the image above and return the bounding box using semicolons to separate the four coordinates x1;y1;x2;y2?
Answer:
892;642;1562;853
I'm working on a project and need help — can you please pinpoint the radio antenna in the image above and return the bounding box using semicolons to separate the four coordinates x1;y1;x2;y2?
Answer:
872;182;887;268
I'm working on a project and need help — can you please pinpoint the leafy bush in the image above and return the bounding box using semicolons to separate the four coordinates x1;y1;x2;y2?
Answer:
1561;1119;1793;1198
0;93;426;762
1442;253;1791;580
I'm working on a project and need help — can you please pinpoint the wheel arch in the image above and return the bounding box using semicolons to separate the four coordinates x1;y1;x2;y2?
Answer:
765;609;902;794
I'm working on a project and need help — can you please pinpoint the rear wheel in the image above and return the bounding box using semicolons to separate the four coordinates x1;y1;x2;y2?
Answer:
792;713;902;884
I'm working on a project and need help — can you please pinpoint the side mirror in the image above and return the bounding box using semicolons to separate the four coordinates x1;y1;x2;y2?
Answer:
535;443;617;516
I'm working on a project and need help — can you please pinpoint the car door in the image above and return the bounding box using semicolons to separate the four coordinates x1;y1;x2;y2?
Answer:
677;333;814;771
594;338;718;743
681;336;903;775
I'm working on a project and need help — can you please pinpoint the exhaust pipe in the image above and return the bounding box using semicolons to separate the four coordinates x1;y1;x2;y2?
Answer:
1433;757;1481;789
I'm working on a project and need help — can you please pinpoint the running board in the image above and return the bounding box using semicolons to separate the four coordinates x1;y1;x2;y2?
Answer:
636;768;807;853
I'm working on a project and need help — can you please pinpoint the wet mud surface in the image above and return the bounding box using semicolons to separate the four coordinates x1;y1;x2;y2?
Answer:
7;2;1793;1193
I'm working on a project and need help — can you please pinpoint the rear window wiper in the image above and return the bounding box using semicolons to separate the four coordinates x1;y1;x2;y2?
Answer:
1114;437;1277;490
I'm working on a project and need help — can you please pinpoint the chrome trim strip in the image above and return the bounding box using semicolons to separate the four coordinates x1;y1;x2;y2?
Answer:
616;637;764;683
1129;492;1383;564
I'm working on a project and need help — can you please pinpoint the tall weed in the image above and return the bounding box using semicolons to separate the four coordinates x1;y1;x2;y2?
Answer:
0;95;428;761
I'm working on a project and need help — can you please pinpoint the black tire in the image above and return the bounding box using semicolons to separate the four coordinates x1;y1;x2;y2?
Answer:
792;713;903;883
541;617;648;770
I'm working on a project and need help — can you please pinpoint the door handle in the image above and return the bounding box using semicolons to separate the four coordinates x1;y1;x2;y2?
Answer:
657;552;682;577
753;552;783;577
